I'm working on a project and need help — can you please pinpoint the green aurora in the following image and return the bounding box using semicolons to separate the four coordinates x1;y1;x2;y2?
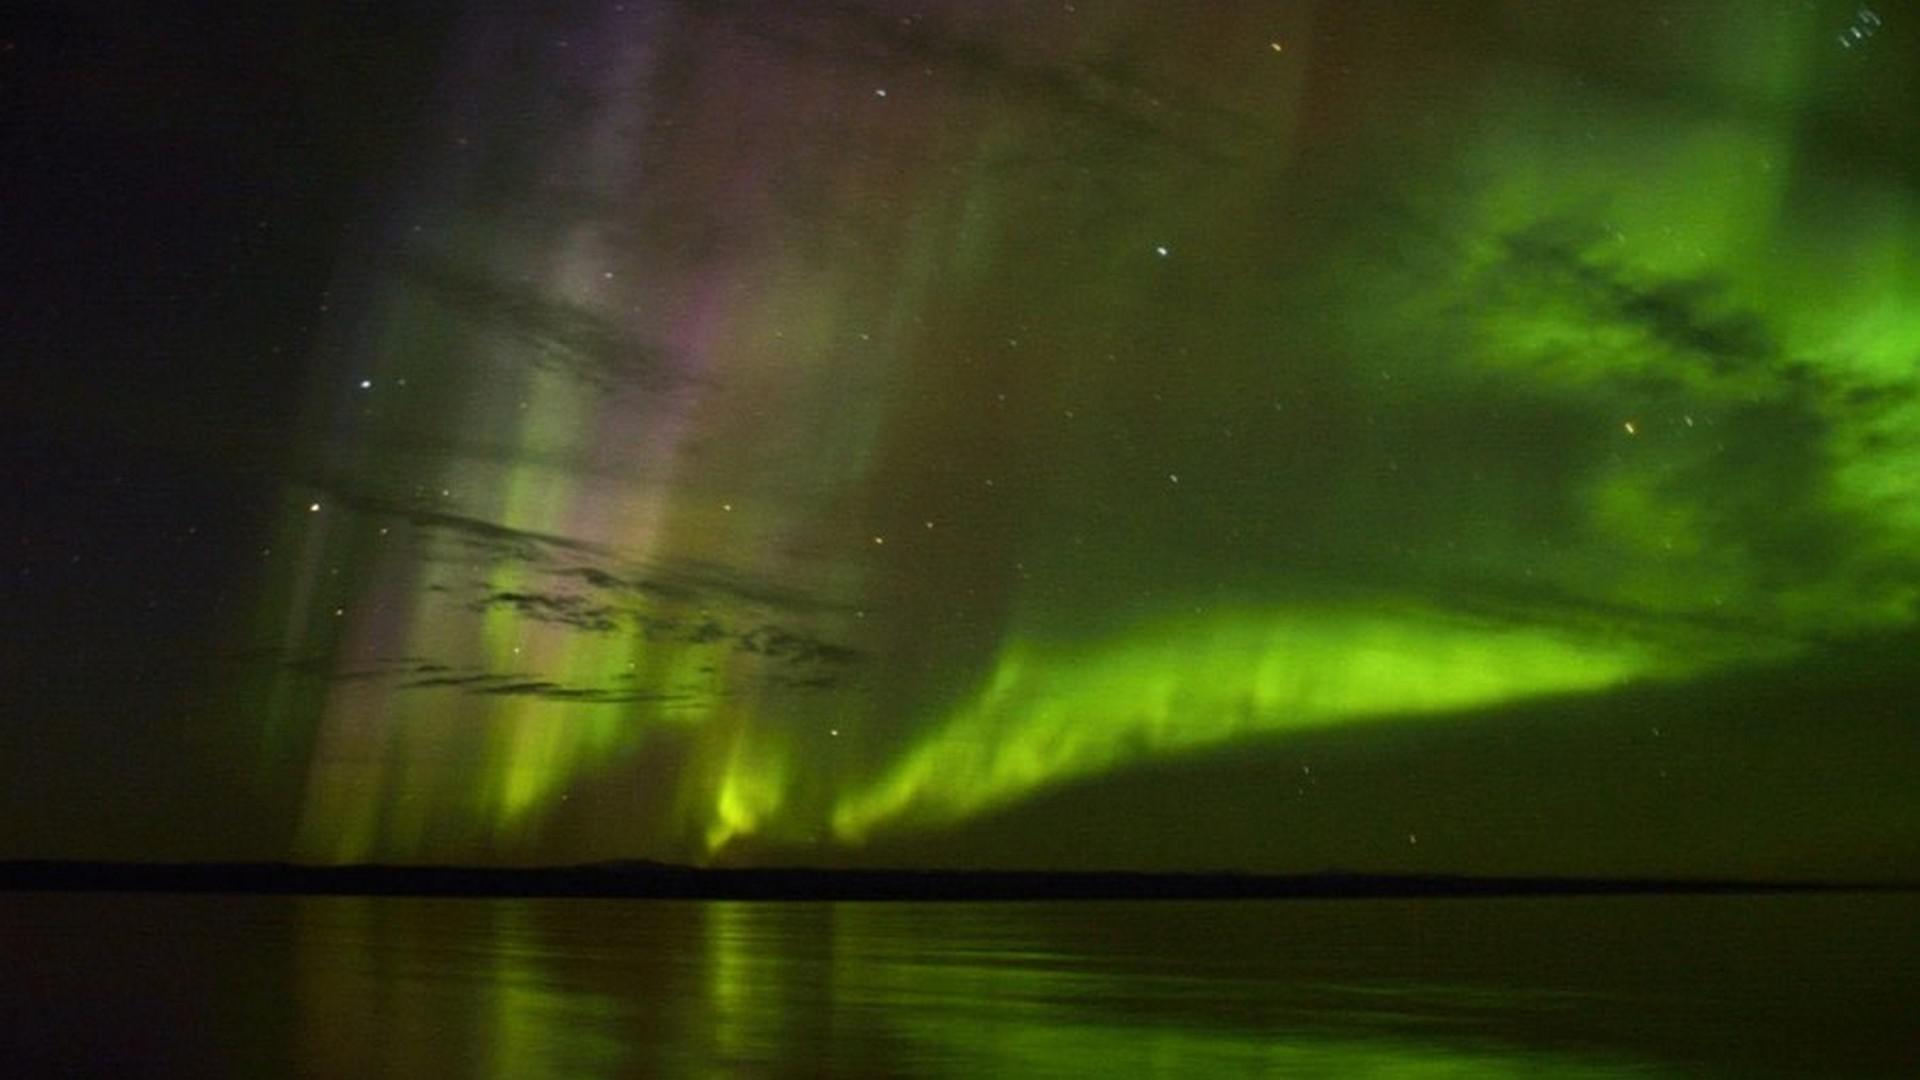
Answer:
15;2;1914;876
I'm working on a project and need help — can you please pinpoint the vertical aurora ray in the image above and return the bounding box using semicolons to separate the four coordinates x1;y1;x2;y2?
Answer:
250;1;1920;867
273;1;1026;861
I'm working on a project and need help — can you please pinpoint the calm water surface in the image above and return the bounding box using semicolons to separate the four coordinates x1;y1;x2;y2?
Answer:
5;892;1915;1077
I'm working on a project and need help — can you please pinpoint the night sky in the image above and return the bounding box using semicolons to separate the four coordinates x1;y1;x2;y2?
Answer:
5;1;1918;877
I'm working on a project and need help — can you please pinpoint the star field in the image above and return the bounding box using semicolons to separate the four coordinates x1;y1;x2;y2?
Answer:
4;1;1918;876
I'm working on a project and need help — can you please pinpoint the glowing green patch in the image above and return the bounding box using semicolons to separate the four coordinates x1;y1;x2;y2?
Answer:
833;603;1731;842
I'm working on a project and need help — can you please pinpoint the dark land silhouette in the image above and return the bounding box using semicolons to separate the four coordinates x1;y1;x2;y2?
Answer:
2;860;1910;901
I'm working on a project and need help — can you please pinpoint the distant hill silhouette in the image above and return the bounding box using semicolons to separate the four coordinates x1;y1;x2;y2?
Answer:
2;860;1911;901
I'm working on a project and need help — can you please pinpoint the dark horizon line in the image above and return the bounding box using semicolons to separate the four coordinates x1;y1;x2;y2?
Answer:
2;859;1913;902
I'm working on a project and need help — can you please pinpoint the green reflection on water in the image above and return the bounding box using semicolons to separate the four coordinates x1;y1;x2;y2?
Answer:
283;896;1804;1077
293;897;630;1080
13;892;1911;1076
288;891;1681;1076
484;901;626;1080
822;902;1669;1079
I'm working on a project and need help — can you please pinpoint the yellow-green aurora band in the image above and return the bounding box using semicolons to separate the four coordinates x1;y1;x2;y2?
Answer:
254;3;1918;865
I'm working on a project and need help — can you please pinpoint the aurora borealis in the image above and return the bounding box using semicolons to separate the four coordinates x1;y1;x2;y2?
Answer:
7;1;1919;876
